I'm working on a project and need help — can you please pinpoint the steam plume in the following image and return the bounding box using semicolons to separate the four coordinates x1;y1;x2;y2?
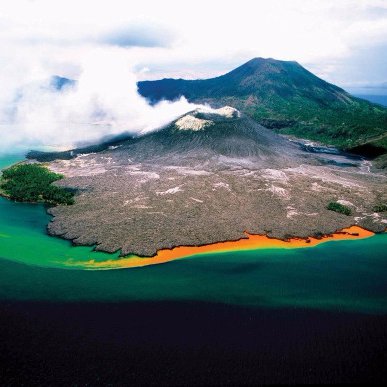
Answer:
0;49;199;155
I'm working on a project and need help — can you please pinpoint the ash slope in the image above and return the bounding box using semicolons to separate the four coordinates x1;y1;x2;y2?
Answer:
45;110;387;257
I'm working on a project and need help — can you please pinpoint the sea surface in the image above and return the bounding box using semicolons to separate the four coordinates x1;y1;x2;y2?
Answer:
1;154;387;313
1;153;387;384
355;94;387;107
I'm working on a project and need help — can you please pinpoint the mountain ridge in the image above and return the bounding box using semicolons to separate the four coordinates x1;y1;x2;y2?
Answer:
139;58;348;103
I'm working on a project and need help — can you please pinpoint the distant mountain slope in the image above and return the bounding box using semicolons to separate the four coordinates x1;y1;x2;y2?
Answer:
138;58;387;156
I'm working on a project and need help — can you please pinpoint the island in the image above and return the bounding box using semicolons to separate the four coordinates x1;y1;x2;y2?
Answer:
3;59;387;258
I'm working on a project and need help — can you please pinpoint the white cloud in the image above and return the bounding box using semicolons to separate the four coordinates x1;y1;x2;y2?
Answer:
0;48;200;153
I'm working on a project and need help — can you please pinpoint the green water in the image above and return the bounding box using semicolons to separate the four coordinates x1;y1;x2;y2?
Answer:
0;155;122;268
0;154;24;170
1;155;387;314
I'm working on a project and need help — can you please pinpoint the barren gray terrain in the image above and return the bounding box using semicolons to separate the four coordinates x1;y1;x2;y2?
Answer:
45;110;387;256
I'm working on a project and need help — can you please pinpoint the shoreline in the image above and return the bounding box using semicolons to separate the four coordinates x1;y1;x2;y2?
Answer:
1;156;384;270
64;225;375;270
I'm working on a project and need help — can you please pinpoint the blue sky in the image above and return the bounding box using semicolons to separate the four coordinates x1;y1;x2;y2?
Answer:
0;0;386;151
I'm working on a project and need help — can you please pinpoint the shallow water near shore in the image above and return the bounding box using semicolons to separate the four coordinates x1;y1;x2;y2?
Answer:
1;154;387;314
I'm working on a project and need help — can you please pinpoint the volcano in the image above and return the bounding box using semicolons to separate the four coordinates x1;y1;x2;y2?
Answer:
38;106;387;257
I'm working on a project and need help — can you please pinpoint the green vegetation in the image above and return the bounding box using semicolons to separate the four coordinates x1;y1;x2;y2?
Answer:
250;95;387;151
372;204;387;213
0;163;74;205
327;202;352;216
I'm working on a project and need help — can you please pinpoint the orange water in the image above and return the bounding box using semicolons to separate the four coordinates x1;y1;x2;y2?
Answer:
69;226;374;270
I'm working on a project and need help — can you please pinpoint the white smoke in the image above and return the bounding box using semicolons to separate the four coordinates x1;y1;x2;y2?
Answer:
0;48;200;155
